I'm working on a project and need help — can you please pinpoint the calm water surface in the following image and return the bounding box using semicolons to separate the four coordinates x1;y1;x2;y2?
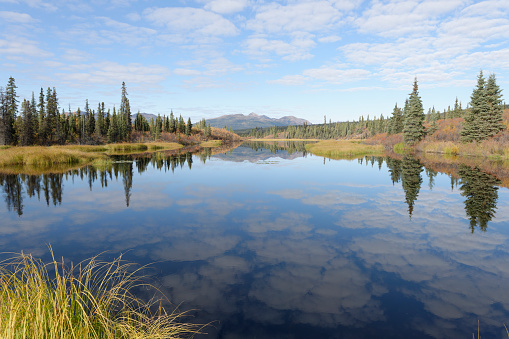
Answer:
1;142;509;339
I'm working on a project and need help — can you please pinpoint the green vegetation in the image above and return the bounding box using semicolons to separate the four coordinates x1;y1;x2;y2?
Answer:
0;249;201;339
305;140;384;159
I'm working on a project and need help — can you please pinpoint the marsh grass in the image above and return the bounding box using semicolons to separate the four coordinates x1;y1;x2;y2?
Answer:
0;249;203;339
0;146;106;169
305;140;384;159
200;140;222;147
0;143;184;173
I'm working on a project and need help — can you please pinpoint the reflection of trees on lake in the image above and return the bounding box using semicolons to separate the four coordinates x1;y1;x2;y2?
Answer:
385;157;402;185
0;152;195;214
401;156;423;217
244;141;308;155
0;174;23;216
425;168;437;191
458;165;500;233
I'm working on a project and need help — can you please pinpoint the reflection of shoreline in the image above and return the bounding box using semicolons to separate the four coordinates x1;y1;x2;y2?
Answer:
394;151;509;189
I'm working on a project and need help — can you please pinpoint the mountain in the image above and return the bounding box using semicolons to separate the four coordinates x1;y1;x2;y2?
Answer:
206;113;311;130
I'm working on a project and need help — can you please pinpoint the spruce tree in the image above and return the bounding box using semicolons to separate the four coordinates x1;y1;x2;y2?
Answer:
119;82;131;141
108;109;118;143
403;78;425;145
484;73;505;138
461;71;487;142
389;103;403;134
4;77;18;145
186;117;192;136
19;99;34;146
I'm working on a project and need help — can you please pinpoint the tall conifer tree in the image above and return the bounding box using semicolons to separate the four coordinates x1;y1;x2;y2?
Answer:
403;78;425;144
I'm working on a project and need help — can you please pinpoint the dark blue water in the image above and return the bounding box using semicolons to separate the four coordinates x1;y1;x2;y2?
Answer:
1;142;509;338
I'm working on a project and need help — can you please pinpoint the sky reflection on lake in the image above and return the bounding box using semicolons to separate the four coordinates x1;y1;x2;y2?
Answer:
1;142;509;338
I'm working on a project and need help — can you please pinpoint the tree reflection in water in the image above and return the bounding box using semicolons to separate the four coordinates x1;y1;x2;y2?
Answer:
0;152;505;233
458;165;500;233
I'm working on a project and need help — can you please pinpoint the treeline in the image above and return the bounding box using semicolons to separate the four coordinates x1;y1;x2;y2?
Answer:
245;72;506;144
0;78;201;146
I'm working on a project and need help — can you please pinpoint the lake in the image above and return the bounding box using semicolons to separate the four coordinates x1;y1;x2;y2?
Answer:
1;141;509;338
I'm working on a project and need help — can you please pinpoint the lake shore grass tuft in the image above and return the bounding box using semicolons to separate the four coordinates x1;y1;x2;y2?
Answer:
0;249;203;339
305;140;385;159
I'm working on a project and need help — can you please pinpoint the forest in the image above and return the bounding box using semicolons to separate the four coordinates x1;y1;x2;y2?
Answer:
0;79;213;146
243;72;507;150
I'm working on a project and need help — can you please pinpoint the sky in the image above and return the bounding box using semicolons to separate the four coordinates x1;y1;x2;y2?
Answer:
0;0;508;124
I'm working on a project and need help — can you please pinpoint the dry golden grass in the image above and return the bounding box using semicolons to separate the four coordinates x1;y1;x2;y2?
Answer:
200;140;222;147
0;248;204;339
305;140;385;159
0;146;106;168
248;138;320;142
0;143;184;173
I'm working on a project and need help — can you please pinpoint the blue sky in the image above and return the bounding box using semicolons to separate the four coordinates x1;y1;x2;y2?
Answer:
0;0;508;124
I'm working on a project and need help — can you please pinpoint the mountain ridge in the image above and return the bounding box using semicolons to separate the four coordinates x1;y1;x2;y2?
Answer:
207;112;311;130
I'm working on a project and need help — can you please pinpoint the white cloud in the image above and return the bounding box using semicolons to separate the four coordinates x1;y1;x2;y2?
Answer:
318;35;342;43
56;62;170;86
355;0;466;37
144;7;239;37
0;37;52;58
202;0;248;14
243;34;316;61
303;66;371;83
246;1;343;34
268;75;308;86
0;11;36;24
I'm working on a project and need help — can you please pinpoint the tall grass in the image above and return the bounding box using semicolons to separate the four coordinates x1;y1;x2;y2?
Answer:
305;140;384;159
0;249;202;339
0;146;105;168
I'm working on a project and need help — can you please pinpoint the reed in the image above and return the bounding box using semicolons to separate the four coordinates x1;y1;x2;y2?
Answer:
0;248;202;339
305;140;384;159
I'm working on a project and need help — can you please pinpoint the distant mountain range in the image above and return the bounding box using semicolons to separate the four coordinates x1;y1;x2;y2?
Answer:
207;113;311;130
138;112;311;131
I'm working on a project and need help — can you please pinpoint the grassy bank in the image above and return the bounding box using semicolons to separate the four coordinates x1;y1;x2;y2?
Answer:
249;138;320;142
0;250;202;339
305;140;385;159
0;146;107;168
62;142;183;154
200;140;222;147
0;142;184;171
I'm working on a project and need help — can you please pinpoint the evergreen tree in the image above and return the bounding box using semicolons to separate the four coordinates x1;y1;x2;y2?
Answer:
119;82;131;141
3;77;18;145
484;73;505;138
37;88;48;144
0;87;7;145
30;92;38;141
403;78;425;144
186;117;192;136
107;109;118;143
389;103;403;134
18;99;34;146
95;102;104;139
461;71;487;142
169;110;176;133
